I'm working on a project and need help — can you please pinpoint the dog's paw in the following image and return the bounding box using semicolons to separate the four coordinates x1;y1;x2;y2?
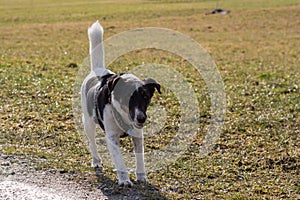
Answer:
136;173;148;183
117;171;133;187
92;157;102;168
94;166;103;175
118;180;133;188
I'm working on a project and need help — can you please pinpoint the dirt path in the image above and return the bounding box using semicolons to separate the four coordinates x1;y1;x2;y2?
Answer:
0;155;165;200
0;155;110;200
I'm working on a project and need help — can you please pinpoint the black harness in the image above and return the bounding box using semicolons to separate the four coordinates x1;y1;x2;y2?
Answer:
94;83;104;128
93;73;135;137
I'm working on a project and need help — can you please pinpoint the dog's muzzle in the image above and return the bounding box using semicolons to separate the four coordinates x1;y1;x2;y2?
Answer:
134;122;144;129
134;110;147;129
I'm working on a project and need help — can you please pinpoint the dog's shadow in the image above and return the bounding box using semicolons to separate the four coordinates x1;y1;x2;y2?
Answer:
95;168;167;200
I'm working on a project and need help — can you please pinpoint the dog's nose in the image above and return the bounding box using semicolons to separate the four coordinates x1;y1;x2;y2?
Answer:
136;112;147;124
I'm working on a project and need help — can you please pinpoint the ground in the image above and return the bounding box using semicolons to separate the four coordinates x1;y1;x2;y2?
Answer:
0;155;111;199
0;0;299;199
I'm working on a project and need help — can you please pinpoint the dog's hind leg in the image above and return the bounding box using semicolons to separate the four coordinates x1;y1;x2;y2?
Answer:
83;115;102;168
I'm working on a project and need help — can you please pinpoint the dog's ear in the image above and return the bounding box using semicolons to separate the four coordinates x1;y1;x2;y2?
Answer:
144;78;161;95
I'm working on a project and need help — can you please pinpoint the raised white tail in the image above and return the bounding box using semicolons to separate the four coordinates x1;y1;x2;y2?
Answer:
88;21;105;75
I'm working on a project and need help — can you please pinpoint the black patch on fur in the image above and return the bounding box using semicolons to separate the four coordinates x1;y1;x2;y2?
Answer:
95;74;121;130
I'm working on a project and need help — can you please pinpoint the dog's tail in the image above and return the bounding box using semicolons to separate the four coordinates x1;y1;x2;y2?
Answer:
88;20;105;75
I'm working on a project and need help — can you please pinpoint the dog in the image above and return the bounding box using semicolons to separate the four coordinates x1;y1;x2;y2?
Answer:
81;21;161;187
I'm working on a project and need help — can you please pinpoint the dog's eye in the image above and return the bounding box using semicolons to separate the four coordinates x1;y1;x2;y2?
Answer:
143;94;148;100
140;91;148;100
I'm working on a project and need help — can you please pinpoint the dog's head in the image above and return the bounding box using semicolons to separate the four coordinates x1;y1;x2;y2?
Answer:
109;74;161;129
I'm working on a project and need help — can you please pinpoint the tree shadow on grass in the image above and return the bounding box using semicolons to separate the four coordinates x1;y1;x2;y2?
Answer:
95;168;167;200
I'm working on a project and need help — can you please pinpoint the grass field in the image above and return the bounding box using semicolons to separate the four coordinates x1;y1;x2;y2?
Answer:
1;0;299;199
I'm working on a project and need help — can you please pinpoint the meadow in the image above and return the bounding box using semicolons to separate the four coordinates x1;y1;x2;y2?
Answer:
0;0;299;199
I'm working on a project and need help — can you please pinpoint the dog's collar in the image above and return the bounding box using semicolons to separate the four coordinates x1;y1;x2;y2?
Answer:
111;105;135;136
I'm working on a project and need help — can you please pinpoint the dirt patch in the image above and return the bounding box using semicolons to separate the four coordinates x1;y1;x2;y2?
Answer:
0;155;109;200
0;155;165;200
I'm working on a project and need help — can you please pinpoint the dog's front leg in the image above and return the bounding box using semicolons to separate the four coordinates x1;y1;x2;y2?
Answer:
132;135;147;183
106;133;133;187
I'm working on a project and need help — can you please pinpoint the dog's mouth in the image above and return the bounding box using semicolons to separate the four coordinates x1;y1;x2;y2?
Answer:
134;122;144;129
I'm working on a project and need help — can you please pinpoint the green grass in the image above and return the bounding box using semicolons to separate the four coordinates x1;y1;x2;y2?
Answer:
1;0;299;199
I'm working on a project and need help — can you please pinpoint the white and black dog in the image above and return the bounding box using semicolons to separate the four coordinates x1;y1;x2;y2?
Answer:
81;21;161;187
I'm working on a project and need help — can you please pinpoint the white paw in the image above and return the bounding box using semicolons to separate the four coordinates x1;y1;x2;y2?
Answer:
117;171;133;187
118;179;133;187
92;157;102;168
136;173;148;183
